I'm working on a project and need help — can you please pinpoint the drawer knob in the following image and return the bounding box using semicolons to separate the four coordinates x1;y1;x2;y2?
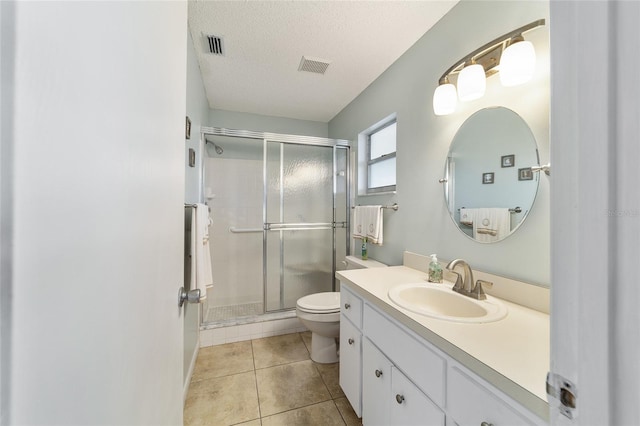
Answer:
348;338;354;345
344;303;351;310
480;423;494;426
375;369;383;378
395;394;405;404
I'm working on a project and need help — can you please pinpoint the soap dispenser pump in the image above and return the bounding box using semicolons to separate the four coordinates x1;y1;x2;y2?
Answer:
428;254;443;283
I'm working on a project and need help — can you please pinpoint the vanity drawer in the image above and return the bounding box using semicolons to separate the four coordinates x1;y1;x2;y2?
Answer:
364;304;446;406
447;366;537;426
341;284;363;329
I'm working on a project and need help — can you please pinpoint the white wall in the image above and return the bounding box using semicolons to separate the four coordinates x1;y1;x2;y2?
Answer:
329;0;550;286
184;28;209;394
7;2;187;424
186;31;210;205
210;108;328;137
0;2;15;423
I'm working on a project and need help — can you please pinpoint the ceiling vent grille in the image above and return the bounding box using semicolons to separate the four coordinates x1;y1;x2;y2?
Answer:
298;56;331;74
205;34;225;56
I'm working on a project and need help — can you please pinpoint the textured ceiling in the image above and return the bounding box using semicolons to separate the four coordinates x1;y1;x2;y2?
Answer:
188;1;458;123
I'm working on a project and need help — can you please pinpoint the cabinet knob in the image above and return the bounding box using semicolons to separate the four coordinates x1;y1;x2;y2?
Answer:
344;303;351;310
395;394;405;404
480;422;494;426
375;369;383;378
348;338;354;345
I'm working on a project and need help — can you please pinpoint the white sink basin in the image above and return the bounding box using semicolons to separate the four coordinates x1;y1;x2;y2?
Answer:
387;282;507;323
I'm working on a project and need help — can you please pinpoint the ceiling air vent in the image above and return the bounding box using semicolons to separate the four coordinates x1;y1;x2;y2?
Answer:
205;34;225;56
298;56;331;75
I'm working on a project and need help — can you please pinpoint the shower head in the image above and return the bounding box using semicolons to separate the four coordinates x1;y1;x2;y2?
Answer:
205;139;224;155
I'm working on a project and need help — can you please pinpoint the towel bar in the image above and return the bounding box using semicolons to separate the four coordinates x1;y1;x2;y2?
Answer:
458;206;522;214
229;227;263;233
351;203;398;211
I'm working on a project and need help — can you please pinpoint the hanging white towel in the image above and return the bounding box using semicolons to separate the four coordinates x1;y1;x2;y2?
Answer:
194;203;214;301
472;208;510;243
459;208;474;226
352;206;366;240
363;205;384;245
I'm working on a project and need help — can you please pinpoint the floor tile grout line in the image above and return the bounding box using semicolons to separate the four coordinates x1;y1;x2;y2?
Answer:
250;339;264;422
189;367;256;383
332;399;349;426
259;397;336;421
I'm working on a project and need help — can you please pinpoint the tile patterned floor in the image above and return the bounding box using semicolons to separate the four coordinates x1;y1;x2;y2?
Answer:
184;331;362;426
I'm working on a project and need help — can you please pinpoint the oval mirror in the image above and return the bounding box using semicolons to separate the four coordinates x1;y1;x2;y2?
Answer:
444;107;539;243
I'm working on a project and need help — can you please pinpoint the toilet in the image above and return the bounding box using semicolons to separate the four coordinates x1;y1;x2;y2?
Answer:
296;256;387;363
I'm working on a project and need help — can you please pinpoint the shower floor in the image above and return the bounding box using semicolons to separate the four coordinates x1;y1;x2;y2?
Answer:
205;302;264;323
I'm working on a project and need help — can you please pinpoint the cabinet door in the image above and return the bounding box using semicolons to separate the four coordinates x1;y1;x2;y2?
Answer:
390;367;445;426
362;338;392;426
447;366;536;426
339;314;362;417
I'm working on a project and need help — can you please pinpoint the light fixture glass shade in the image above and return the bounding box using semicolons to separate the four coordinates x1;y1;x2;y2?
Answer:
457;64;486;101
500;40;536;86
433;83;457;116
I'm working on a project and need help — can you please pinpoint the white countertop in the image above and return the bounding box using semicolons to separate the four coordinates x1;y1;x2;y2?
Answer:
336;265;550;421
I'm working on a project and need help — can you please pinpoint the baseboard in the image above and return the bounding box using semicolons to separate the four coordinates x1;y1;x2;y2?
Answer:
183;335;200;403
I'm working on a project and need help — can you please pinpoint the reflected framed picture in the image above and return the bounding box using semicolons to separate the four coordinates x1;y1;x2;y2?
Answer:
185;116;192;140
482;172;494;184
501;154;515;168
519;167;533;181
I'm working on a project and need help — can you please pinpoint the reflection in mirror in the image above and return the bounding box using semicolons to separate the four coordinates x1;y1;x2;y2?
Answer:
444;107;539;243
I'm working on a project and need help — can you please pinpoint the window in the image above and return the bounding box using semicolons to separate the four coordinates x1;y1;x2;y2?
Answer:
366;121;396;193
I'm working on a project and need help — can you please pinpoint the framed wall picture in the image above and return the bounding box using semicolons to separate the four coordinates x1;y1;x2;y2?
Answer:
188;148;195;167
501;154;515;168
519;167;533;181
482;172;495;184
185;116;191;140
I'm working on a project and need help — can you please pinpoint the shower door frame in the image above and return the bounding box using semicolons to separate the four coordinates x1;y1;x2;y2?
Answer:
201;127;351;316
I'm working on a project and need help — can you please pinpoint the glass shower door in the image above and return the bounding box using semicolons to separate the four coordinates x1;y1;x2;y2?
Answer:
264;141;335;311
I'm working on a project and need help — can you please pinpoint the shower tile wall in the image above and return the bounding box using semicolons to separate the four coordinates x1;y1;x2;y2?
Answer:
206;156;263;307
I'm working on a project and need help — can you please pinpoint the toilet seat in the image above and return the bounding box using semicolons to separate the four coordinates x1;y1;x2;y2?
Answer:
296;292;340;313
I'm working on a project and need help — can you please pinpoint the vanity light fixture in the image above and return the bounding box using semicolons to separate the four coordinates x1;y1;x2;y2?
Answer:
500;35;537;86
457;60;486;102
433;77;457;116
432;19;545;116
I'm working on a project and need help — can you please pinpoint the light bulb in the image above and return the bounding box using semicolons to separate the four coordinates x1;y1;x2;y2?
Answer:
433;82;457;116
457;63;486;102
500;39;536;87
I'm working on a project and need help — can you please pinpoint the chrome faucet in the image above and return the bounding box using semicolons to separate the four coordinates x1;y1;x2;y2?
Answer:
446;259;474;294
445;259;493;300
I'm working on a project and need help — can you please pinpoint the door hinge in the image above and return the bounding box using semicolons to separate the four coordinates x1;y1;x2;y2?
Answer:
546;372;577;420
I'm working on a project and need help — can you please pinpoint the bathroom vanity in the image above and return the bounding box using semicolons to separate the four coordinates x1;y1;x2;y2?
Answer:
337;258;549;425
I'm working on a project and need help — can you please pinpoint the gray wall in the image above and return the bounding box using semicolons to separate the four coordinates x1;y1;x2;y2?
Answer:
209;109;328;137
329;0;550;286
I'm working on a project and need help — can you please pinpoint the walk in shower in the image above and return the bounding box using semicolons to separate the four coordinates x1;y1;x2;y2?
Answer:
201;128;350;326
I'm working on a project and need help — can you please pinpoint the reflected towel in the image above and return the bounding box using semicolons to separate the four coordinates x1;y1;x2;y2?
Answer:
195;203;214;301
472;208;510;243
459;208;474;226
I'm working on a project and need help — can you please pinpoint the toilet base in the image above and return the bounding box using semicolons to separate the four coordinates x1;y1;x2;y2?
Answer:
310;333;339;364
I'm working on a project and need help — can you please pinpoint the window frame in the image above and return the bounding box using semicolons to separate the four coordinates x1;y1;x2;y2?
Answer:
366;120;397;194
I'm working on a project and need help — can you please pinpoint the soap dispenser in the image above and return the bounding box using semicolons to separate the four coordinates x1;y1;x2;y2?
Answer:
361;237;368;260
428;254;443;283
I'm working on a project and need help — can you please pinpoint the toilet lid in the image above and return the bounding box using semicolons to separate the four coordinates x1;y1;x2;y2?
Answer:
297;292;340;313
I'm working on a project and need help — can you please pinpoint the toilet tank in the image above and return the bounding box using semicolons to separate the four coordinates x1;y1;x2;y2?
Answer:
343;255;388;270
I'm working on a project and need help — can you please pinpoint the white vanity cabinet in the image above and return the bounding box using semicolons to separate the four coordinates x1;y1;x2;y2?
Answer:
447;363;537;426
363;338;444;426
339;285;363;417
338;282;545;426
